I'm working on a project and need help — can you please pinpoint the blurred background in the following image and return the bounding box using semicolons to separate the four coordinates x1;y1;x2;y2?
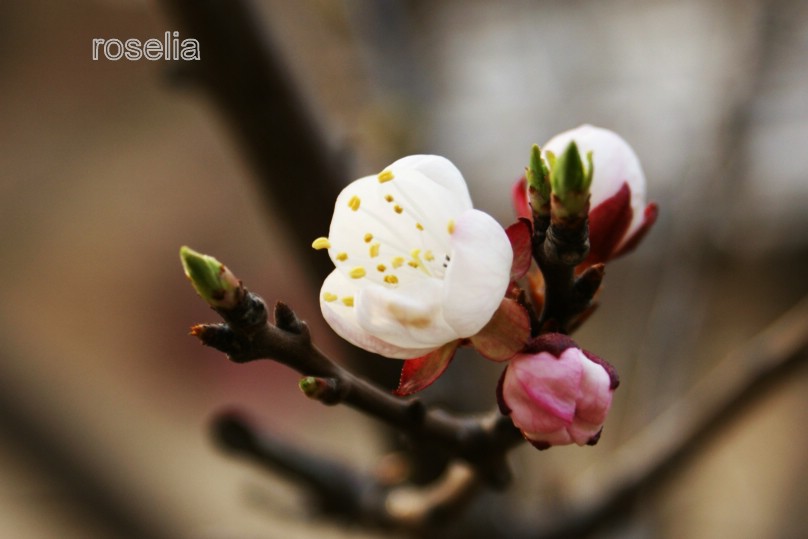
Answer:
1;0;807;537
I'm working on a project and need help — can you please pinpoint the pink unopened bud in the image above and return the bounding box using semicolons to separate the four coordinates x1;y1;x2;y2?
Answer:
542;125;658;265
497;333;618;449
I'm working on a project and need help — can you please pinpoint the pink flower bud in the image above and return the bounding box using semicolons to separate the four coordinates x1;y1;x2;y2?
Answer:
542;125;658;265
497;333;618;449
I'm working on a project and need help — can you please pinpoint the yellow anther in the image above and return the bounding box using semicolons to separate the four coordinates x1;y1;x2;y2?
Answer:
376;264;386;272
384;194;394;203
312;237;331;250
394;204;403;214
416;222;424;231
336;252;348;261
341;296;354;307
369;242;380;258
392;256;405;268
410;249;421;259
349;266;366;279
377;170;395;183
448;219;455;234
364;233;373;243
408;260;419;269
322;292;338;302
384;275;399;285
348;195;361;211
424;250;435;262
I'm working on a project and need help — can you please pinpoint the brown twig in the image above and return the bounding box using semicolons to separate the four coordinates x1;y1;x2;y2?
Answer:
192;288;524;487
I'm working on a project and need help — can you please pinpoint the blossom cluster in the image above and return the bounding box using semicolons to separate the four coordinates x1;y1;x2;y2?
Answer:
313;126;656;448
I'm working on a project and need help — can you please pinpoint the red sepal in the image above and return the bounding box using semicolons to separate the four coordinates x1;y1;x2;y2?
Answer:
586;182;632;265
394;340;460;396
512;176;531;219
469;298;530;362
505;218;533;280
613;202;658;259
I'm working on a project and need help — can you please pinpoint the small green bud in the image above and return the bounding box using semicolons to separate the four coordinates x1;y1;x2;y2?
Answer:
299;376;339;403
180;246;241;309
299;376;319;396
526;144;551;218
550;142;592;219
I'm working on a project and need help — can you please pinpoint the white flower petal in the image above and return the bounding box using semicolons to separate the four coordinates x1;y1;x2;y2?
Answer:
319;270;434;359
389;155;472;210
356;279;458;349
442;209;513;337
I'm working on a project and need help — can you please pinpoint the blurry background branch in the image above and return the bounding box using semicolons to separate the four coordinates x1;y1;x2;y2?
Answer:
161;0;348;284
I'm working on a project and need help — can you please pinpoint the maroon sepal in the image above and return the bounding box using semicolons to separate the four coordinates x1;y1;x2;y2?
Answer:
586;428;603;446
613;202;659;259
512;176;531;219
394;340;460;396
505;218;533;280
469;298;531;362
586;182;633;265
523;333;577;358
582;349;620;390
528;439;552;451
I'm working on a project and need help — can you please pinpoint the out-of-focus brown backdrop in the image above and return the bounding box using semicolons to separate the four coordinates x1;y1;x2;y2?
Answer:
1;1;806;538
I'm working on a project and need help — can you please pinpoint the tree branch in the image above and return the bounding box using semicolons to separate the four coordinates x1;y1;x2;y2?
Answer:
192;286;523;487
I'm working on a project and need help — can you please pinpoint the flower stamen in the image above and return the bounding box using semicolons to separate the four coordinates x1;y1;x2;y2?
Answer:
312;237;331;250
349;267;366;279
348;196;361;211
377;170;395;183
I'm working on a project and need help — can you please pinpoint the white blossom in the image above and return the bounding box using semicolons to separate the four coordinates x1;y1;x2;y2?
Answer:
314;155;513;359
